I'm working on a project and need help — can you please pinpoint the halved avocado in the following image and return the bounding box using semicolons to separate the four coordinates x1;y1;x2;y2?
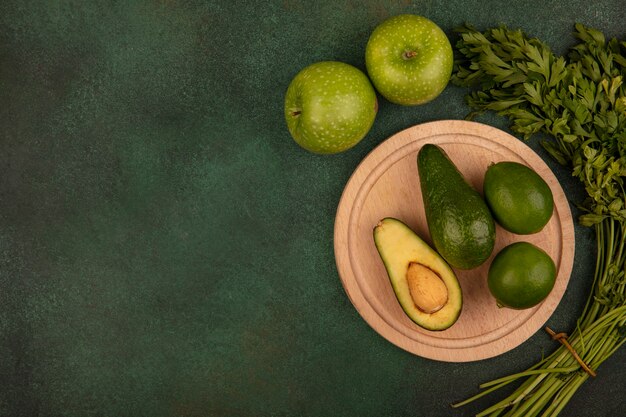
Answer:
373;217;462;331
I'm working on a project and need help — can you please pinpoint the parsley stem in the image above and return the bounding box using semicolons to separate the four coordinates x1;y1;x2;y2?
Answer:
478;367;578;389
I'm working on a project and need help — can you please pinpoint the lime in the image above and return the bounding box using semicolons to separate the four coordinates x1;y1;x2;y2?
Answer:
484;161;554;234
488;242;556;309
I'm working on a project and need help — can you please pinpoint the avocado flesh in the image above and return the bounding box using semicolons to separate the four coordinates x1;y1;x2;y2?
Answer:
417;144;495;270
373;218;462;331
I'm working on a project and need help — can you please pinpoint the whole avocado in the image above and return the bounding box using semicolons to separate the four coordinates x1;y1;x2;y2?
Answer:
417;144;495;269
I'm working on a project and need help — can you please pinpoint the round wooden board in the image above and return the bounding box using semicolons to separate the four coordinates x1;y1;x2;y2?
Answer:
334;120;574;362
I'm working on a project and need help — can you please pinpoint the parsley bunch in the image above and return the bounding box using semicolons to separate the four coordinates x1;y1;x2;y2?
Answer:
451;24;626;416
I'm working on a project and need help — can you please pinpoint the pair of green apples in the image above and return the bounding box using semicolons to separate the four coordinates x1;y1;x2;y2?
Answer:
284;14;454;154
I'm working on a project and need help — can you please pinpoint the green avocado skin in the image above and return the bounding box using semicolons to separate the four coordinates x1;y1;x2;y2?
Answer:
417;144;495;269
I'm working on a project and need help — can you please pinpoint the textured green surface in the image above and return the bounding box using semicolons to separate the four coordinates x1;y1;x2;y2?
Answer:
0;1;624;416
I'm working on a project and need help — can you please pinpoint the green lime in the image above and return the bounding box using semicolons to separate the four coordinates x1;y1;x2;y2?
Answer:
484;161;554;234
488;242;556;309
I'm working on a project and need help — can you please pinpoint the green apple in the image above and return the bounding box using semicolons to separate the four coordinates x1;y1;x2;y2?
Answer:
284;61;378;154
365;14;453;105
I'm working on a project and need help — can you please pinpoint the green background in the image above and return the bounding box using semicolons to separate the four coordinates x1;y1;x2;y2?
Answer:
1;0;624;416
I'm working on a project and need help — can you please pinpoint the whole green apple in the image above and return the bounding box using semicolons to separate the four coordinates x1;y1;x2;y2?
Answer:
284;61;378;154
365;14;453;105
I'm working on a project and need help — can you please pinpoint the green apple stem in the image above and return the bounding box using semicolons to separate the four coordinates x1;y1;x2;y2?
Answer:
290;109;302;117
402;50;418;60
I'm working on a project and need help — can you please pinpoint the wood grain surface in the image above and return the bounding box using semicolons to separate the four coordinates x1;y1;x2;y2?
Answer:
334;120;575;362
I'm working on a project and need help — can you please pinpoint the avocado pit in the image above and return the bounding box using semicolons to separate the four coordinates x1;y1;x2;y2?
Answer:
406;262;448;313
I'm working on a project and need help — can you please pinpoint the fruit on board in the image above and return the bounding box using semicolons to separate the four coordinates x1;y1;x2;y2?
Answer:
484;161;554;234
365;14;453;105
417;144;495;269
373;217;462;331
284;61;378;154
488;242;557;309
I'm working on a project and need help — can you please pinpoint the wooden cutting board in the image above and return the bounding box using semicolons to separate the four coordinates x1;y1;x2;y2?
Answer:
334;120;574;362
